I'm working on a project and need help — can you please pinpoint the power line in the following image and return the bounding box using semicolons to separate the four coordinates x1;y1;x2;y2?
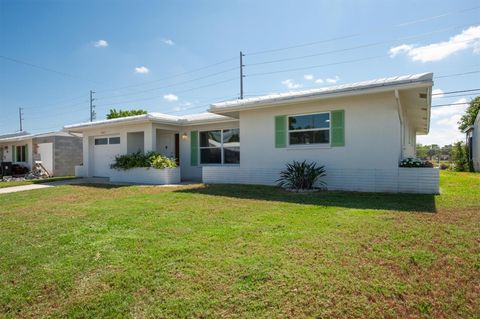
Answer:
432;102;472;107
94;77;238;108
96;56;238;94
246;5;480;56
96;66;239;101
247;55;387;77
0;55;99;84
435;71;480;79
246;23;478;67
432;88;480;95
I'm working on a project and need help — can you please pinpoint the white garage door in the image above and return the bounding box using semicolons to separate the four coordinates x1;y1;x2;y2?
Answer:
93;136;121;177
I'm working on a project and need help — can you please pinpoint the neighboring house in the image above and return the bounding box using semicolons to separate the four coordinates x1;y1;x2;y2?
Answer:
65;72;438;193
465;112;480;172
0;131;83;176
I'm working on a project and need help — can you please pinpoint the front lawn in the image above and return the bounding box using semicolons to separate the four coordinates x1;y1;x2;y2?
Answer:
0;171;478;318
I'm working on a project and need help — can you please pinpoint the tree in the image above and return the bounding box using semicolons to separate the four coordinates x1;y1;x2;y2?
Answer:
416;144;428;159
458;96;480;131
427;144;440;160
451;141;468;172
106;109;147;119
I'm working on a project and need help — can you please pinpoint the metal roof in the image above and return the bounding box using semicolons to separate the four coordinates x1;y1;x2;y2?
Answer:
210;72;433;113
63;112;236;131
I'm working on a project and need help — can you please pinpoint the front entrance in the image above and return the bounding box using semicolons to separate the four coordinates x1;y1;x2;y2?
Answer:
175;133;180;165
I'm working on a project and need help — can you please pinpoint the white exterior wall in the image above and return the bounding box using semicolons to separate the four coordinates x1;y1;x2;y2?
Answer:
238;92;401;170
473;115;480;171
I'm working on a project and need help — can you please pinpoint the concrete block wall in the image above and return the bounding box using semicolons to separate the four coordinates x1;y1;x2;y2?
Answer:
52;136;83;176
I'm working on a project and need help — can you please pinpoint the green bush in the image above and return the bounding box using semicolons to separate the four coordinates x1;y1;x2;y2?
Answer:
111;151;177;170
451;142;469;172
276;160;326;191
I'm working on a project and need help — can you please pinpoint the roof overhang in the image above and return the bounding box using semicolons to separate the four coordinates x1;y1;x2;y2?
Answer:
209;73;434;118
63;113;238;133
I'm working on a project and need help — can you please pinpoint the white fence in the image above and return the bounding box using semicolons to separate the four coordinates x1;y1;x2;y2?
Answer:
202;167;439;194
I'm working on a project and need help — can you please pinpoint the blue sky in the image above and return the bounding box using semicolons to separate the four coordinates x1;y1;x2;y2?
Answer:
1;0;479;146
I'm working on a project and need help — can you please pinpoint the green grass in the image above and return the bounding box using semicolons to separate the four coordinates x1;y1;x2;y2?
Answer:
0;176;77;188
0;171;478;318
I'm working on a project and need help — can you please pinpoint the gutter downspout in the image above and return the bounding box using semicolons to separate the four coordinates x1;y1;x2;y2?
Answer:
395;89;404;161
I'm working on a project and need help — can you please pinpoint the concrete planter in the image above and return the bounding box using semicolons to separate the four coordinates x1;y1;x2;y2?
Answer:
74;165;84;177
203;166;439;194
109;167;180;184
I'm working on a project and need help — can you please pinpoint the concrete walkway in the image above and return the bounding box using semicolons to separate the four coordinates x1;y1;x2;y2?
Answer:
0;178;197;194
0;177;107;195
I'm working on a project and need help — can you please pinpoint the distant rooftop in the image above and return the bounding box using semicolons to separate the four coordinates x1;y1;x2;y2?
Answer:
0;131;75;143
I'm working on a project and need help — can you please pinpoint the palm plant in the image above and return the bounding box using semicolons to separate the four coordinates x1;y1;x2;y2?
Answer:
276;160;326;191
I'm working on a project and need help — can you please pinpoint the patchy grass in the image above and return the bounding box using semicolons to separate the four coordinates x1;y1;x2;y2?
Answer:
0;176;77;188
0;171;478;318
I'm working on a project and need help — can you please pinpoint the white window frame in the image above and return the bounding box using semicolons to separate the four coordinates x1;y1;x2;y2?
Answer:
287;111;331;147
15;145;27;162
199;128;240;165
94;135;120;146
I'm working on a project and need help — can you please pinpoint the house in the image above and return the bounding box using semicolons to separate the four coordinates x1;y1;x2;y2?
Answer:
0;131;83;176
65;72;439;194
465;112;480;172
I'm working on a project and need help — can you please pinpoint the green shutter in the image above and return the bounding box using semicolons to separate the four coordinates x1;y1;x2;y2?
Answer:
12;145;16;162
24;144;28;163
275;115;286;148
190;131;198;166
331;110;345;147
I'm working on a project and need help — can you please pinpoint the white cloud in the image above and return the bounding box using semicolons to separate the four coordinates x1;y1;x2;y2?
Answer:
418;98;469;146
304;74;314;81
325;76;340;84
163;94;178;102
389;25;480;62
134;66;150;74
173;101;193;112
162;38;175;46
281;79;303;89
94;39;108;48
432;88;444;99
315;78;324;84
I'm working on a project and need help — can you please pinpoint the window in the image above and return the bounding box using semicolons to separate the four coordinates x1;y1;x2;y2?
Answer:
16;145;27;162
94;137;120;145
109;137;120;144
95;138;108;145
288;112;330;145
199;128;240;164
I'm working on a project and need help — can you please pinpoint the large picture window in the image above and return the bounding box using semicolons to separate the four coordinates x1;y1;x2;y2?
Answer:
199;128;240;164
16;145;27;162
288;112;330;145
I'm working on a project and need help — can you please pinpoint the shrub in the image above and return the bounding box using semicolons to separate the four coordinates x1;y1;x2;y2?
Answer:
399;157;433;168
111;151;177;170
276;160;326;191
149;153;177;169
439;163;450;170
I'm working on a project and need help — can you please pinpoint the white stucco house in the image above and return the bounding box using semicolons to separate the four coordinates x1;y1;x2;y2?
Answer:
65;72;439;193
0;131;83;176
465;112;480;172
